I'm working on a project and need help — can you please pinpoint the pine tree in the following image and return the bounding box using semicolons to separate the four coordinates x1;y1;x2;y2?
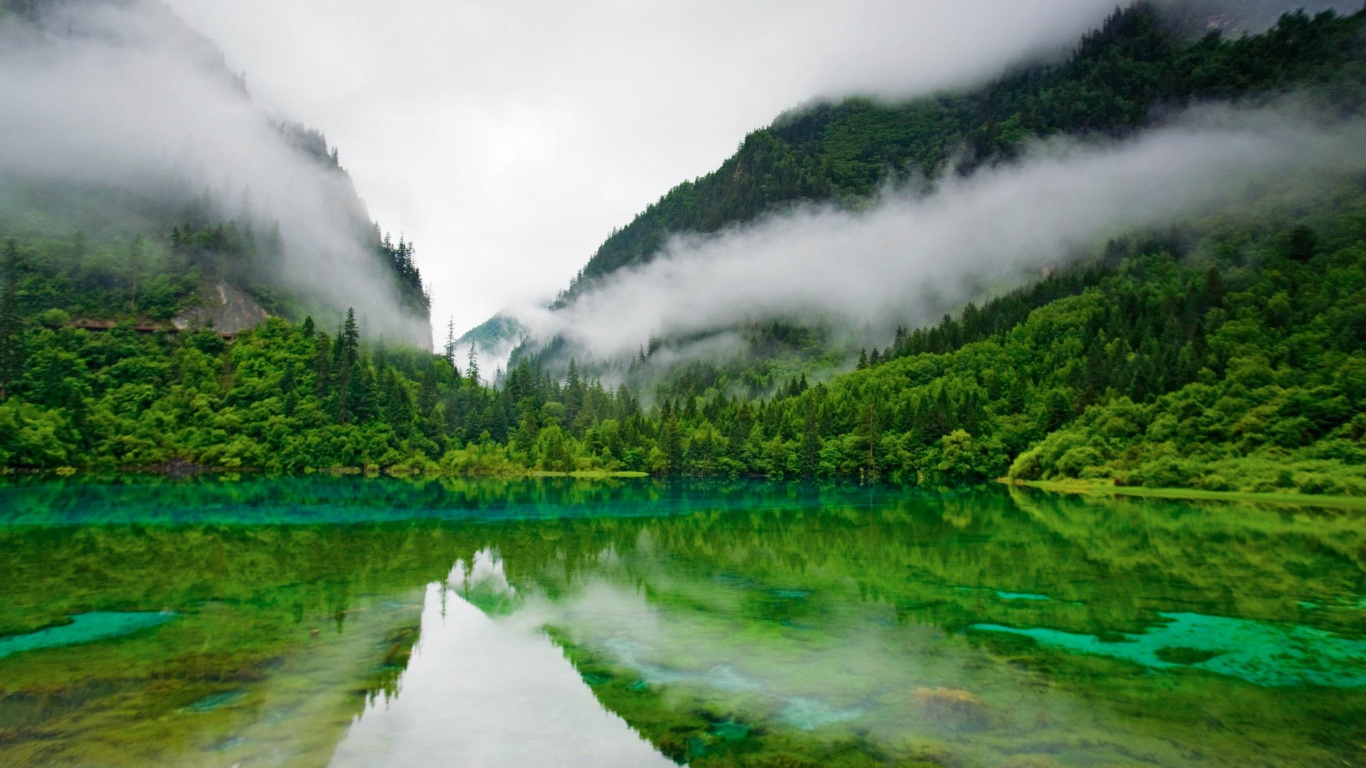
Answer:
565;358;584;427
0;240;23;400
443;316;458;369
236;188;255;233
858;399;879;479
128;235;143;313
341;309;360;370
466;344;480;385
313;332;332;398
349;363;377;424
660;412;684;474
262;222;284;266
335;308;361;423
798;401;821;476
380;367;413;437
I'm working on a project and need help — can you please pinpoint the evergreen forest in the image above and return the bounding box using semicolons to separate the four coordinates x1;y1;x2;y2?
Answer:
2;3;1365;498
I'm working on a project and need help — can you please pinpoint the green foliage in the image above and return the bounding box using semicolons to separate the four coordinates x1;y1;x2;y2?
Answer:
557;5;1366;302
4;186;1365;494
0;239;24;398
0;3;430;334
2;478;1365;766
3;5;1365;496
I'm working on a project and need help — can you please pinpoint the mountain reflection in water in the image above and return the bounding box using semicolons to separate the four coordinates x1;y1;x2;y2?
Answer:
330;580;674;768
0;477;1362;767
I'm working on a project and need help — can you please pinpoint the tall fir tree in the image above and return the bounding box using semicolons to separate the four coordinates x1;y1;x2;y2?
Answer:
335;308;361;423
443;316;458;370
128;235;143;313
466;343;480;385
0;240;22;400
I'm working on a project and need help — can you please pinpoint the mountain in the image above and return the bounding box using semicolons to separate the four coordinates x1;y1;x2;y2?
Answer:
464;0;1364;378
0;0;431;347
2;0;1364;499
1167;0;1364;32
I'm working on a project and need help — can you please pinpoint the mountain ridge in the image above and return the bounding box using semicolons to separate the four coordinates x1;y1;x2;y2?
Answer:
0;0;432;347
463;0;1365;369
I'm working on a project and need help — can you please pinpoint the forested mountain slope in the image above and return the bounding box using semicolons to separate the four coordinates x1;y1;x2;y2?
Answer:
1;1;1363;501
466;1;1366;369
567;4;1361;291
0;0;431;346
7;171;1361;499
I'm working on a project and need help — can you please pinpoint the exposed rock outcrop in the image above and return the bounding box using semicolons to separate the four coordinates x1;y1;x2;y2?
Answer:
174;282;270;335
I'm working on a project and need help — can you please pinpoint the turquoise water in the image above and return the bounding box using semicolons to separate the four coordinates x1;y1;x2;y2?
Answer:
973;610;1366;687
995;591;1052;601
0;476;1362;768
0;611;175;658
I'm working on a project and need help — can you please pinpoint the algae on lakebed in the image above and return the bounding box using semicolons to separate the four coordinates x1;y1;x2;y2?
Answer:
0;477;1363;767
0;611;175;658
972;611;1366;687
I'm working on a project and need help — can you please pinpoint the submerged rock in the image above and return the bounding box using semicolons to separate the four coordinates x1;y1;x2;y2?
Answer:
180;690;246;713
912;687;989;730
709;719;749;741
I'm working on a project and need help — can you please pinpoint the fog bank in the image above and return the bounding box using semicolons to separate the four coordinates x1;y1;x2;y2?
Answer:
0;0;429;345
508;105;1366;361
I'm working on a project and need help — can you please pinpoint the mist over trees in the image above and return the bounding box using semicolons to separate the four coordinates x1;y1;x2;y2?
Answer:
0;0;432;346
0;1;1364;499
478;3;1366;375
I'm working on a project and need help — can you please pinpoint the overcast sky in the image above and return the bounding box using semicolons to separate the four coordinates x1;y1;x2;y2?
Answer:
164;0;1124;340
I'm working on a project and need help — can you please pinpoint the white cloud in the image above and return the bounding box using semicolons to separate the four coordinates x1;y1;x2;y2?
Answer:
0;1;429;345
508;106;1366;360
163;0;1136;343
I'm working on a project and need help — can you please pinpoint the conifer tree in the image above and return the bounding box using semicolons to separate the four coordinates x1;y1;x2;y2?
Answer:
443;316;458;369
660;412;684;474
858;399;879;479
798;401;821;476
466;343;480;385
334;308;361;423
128;235;142;313
341;309;360;370
0;240;23;400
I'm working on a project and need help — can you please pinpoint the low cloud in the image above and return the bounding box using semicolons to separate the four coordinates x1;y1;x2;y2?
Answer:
506;104;1366;362
0;0;428;344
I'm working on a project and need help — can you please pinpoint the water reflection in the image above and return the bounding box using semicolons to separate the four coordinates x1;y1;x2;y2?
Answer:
0;477;1361;767
331;575;674;768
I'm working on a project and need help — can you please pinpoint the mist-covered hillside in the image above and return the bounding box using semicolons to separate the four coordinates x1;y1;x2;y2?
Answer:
465;0;1365;388
0;0;431;346
1;0;1364;498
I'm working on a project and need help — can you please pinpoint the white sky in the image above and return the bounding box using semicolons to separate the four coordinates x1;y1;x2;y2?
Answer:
164;0;1122;342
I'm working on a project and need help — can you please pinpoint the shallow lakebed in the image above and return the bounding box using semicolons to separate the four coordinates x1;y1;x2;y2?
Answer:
0;476;1363;767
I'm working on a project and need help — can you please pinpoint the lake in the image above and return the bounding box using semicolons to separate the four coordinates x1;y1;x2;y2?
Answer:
0;477;1363;767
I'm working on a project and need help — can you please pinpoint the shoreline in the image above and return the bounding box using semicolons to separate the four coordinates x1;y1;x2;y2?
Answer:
1;466;653;481
6;468;1365;508
1009;479;1366;510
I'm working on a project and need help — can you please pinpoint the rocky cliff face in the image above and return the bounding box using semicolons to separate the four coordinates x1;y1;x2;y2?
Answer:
174;282;269;335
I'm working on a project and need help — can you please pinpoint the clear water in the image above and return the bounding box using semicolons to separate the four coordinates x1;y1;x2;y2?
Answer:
0;476;1362;767
0;611;174;659
973;611;1366;687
